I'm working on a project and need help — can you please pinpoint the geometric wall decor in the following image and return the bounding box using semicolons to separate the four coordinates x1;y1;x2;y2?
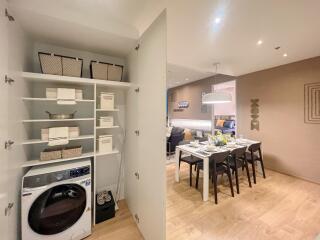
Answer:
304;82;320;124
250;99;260;130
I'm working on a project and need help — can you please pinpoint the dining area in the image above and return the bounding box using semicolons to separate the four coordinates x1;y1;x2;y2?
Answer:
174;133;266;204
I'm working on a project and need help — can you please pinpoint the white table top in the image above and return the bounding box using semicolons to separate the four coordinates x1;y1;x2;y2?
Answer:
176;139;260;159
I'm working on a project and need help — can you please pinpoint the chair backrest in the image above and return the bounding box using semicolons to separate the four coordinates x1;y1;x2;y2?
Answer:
210;151;230;164
230;146;246;159
248;142;261;153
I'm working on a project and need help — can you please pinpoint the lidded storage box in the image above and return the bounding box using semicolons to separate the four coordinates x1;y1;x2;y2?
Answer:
98;135;112;153
46;88;83;100
100;92;114;110
41;127;80;141
39;52;83;77
99;116;114;127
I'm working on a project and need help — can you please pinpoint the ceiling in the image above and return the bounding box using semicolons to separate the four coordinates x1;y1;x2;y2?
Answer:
8;0;162;56
167;0;320;87
9;0;320;87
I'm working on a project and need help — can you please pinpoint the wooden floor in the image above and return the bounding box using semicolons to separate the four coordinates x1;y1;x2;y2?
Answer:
88;200;143;240
167;163;320;240
90;164;320;240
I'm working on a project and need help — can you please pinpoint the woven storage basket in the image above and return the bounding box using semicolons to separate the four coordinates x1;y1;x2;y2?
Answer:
62;146;82;158
62;57;83;77
39;53;63;75
90;61;108;80
39;52;83;77
108;64;123;81
40;147;62;161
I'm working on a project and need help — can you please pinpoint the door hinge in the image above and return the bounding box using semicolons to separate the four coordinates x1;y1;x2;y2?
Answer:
134;172;140;180
5;75;14;84
4;202;14;216
134;130;140;136
5;9;15;22
135;44;140;51
134;87;140;93
134;213;140;223
5;140;14;149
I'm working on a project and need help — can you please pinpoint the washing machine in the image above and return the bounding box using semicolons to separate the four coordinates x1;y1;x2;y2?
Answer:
21;159;92;240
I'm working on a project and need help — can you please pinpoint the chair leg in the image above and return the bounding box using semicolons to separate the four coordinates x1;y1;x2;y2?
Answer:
189;164;192;187
226;169;234;197
195;167;200;189
235;167;240;194
251;161;256;184
259;159;266;178
212;164;218;204
244;160;252;188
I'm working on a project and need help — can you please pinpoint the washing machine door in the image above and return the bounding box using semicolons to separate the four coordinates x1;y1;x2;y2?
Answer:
28;184;87;235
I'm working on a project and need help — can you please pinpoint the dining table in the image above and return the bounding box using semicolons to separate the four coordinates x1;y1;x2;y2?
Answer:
175;138;260;201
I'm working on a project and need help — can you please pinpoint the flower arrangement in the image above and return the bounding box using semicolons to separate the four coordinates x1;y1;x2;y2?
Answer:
208;132;232;146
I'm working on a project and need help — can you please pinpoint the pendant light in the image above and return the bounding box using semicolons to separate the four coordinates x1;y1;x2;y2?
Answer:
202;63;232;104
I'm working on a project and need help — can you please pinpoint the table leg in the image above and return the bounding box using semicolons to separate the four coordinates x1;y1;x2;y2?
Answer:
203;157;209;201
175;149;181;182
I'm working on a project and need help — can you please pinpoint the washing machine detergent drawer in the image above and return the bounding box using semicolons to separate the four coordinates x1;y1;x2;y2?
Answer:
22;177;92;240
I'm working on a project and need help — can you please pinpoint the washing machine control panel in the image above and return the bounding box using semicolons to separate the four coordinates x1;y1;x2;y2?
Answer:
70;166;90;178
23;165;91;189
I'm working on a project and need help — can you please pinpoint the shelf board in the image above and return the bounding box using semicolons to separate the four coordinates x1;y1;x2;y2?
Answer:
21;152;95;168
96;108;119;112
21;135;94;145
22;118;95;123
96;149;119;157
96;126;119;130
22;72;131;89
22;97;94;103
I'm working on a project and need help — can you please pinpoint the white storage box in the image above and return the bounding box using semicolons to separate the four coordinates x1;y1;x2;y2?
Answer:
46;88;83;100
100;92;114;110
97;135;112;153
46;88;57;99
99;116;114;127
41;127;80;141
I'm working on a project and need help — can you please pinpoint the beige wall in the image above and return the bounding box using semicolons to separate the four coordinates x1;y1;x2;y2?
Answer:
168;74;234;120
237;57;320;183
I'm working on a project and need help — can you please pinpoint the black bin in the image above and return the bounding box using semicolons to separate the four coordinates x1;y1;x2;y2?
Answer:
95;191;115;224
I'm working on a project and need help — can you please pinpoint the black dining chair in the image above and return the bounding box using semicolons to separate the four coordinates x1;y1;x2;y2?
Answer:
229;146;252;194
179;151;202;187
245;142;266;184
195;151;234;204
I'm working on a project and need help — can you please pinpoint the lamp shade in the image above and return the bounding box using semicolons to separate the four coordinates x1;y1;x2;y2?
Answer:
202;92;232;104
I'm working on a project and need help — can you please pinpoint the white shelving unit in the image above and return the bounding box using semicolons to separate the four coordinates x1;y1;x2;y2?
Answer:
96;109;119;112
20;72;130;168
21;135;95;145
96;126;120;130
22;118;95;123
22;72;131;89
22;97;95;102
21;152;95;167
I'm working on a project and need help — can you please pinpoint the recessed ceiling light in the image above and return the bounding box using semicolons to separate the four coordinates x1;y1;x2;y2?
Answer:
257;40;263;45
185;78;189;81
214;17;221;24
283;53;288;57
